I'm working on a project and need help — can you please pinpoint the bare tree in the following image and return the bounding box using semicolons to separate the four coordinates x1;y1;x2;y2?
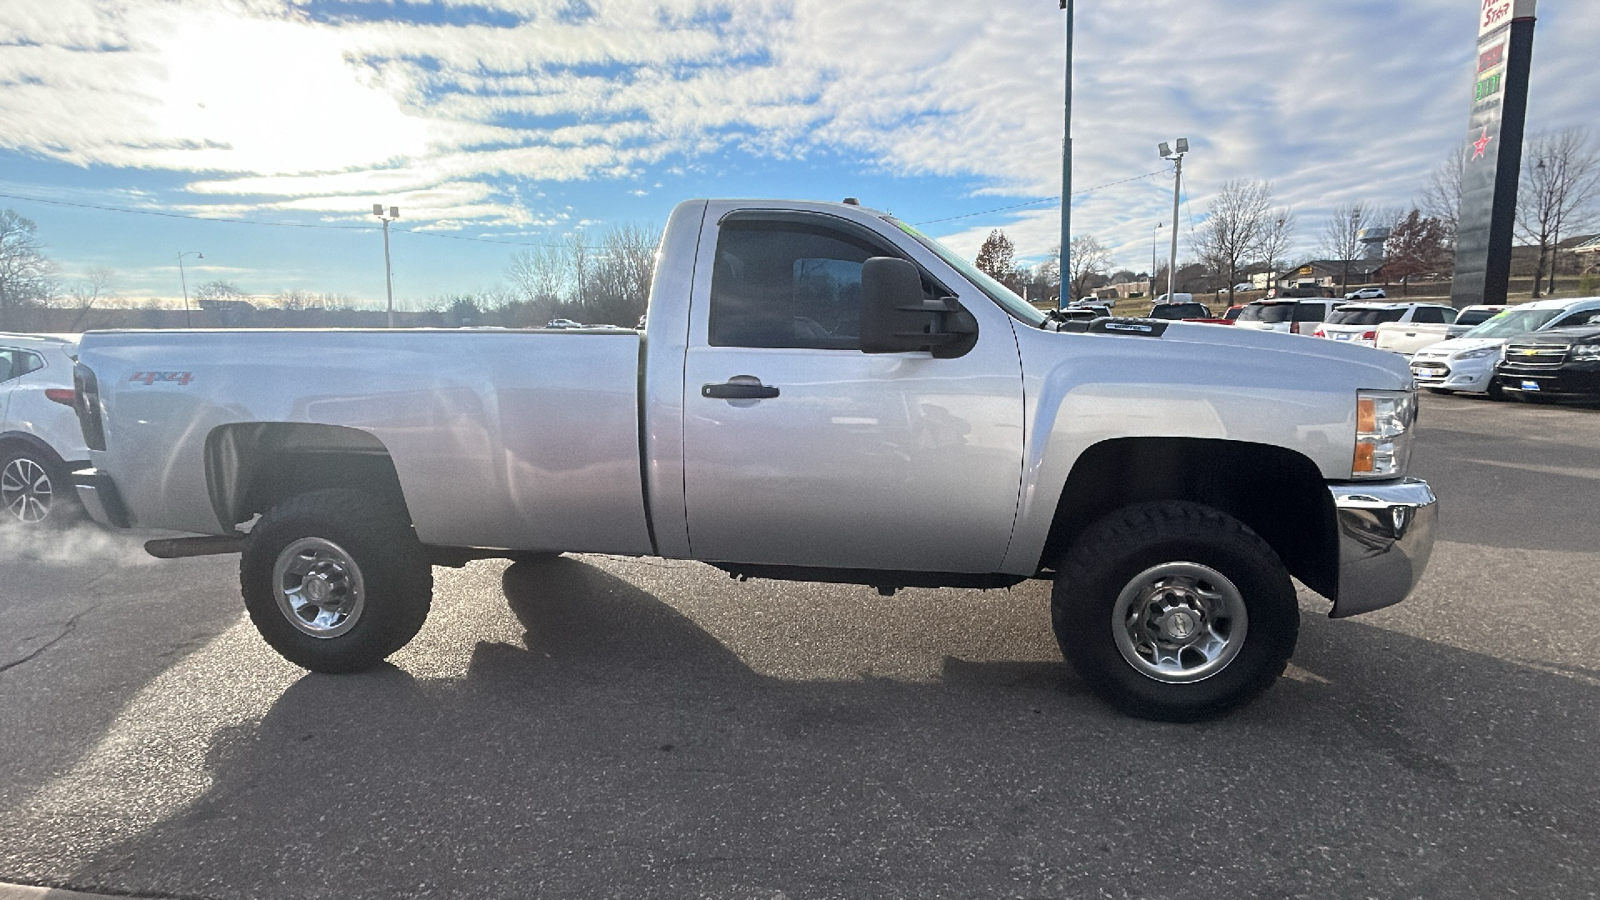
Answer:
63;266;115;330
1257;211;1296;295
1420;144;1467;245
1066;234;1112;303
586;222;658;325
1319;202;1380;291
1191;180;1275;303
0;209;57;330
1517;128;1600;297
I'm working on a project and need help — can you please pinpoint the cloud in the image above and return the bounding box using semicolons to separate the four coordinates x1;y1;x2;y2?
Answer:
2;0;1596;274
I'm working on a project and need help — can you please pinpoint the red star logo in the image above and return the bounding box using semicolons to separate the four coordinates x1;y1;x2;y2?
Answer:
1472;127;1493;160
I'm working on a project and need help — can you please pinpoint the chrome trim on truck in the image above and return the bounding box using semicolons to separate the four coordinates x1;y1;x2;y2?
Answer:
1329;478;1437;618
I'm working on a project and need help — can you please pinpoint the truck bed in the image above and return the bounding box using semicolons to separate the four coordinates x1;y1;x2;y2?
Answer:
77;328;655;555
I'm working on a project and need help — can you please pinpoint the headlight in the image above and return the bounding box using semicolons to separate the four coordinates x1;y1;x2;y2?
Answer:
1352;390;1416;479
1571;344;1600;359
1453;346;1500;360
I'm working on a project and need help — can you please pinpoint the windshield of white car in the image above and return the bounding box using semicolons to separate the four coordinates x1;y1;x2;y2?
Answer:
1326;308;1406;326
887;219;1049;327
1462;308;1561;339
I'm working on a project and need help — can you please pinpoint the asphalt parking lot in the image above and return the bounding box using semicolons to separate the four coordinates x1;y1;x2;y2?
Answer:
2;391;1598;899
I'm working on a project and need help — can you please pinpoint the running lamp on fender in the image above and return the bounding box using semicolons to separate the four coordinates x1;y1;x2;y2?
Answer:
1352;390;1416;479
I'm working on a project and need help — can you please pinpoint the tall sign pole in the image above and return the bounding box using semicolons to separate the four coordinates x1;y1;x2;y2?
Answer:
1449;0;1536;308
1060;0;1073;309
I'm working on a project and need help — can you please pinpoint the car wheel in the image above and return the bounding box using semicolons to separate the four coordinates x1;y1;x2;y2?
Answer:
240;488;432;672
1051;501;1298;722
1485;381;1505;401
0;446;81;527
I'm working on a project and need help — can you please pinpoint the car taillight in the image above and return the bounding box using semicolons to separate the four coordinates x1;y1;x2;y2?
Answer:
1313;328;1326;338
45;388;76;406
1362;331;1376;341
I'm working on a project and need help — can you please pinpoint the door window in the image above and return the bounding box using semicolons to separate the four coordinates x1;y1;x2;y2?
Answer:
0;349;41;382
708;219;904;350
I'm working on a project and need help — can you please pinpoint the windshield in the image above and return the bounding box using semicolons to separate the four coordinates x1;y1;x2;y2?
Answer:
1326;308;1405;326
888;219;1049;327
1150;303;1209;319
1457;308;1500;326
1238;303;1294;323
1462;308;1561;339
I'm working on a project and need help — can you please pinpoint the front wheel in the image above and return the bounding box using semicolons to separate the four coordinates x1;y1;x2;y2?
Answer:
240;489;432;673
1051;501;1299;722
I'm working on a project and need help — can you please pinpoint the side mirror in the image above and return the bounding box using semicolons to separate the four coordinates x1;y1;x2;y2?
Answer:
859;257;977;358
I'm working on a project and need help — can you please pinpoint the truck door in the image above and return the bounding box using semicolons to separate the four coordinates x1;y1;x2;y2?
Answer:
680;209;1025;573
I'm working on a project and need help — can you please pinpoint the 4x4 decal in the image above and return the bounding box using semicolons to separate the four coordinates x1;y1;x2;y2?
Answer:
129;371;194;386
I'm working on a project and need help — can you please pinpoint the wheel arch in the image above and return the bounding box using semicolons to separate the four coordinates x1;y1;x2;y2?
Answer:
205;422;410;530
1039;437;1339;602
0;431;74;468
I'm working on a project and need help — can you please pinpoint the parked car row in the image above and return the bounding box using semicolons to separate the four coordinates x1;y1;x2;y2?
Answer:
1409;298;1600;401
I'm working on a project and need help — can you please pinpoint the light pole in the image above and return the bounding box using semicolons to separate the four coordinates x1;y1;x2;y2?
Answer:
1059;0;1074;309
176;251;202;328
372;204;400;327
1158;138;1188;301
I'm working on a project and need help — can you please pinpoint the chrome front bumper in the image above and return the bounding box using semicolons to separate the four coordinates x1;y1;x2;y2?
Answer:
1328;478;1437;618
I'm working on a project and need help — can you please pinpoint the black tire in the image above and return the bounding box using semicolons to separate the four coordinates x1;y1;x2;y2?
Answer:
1485;380;1505;401
240;488;432;673
0;445;82;528
1051;501;1298;722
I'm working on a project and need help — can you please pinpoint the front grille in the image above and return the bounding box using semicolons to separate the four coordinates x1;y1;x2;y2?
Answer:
1410;361;1450;381
1501;342;1568;368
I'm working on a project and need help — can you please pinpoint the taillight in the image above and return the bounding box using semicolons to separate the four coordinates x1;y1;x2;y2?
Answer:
45;388;75;406
74;363;106;451
1313;328;1326;338
1362;331;1377;341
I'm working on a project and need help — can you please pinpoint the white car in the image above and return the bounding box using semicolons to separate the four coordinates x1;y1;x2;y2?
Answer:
1345;287;1387;300
1313;302;1457;348
1409;297;1600;397
1232;298;1342;335
1;333;88;525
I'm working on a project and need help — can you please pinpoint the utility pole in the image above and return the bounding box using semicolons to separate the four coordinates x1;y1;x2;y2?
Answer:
1159;139;1189;300
1059;0;1073;309
177;251;202;328
372;204;400;327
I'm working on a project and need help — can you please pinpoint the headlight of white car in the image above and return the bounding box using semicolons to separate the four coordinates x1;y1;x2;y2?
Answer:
1352;390;1416;479
1452;346;1500;360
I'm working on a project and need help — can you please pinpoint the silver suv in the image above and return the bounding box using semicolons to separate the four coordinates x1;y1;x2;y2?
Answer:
1;333;88;525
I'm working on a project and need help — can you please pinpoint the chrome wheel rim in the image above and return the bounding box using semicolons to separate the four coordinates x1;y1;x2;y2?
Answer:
1;457;53;524
1112;562;1248;684
272;537;366;638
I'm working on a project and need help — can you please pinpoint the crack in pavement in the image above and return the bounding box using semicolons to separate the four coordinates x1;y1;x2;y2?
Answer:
0;605;98;677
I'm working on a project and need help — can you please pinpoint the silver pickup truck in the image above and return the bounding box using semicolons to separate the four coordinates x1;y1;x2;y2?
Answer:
70;198;1437;721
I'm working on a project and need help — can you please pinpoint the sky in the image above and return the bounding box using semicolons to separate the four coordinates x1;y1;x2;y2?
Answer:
1;0;1595;309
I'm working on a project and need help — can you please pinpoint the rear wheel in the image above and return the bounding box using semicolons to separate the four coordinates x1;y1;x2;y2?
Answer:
0;446;81;527
240;489;432;672
1051;501;1298;722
